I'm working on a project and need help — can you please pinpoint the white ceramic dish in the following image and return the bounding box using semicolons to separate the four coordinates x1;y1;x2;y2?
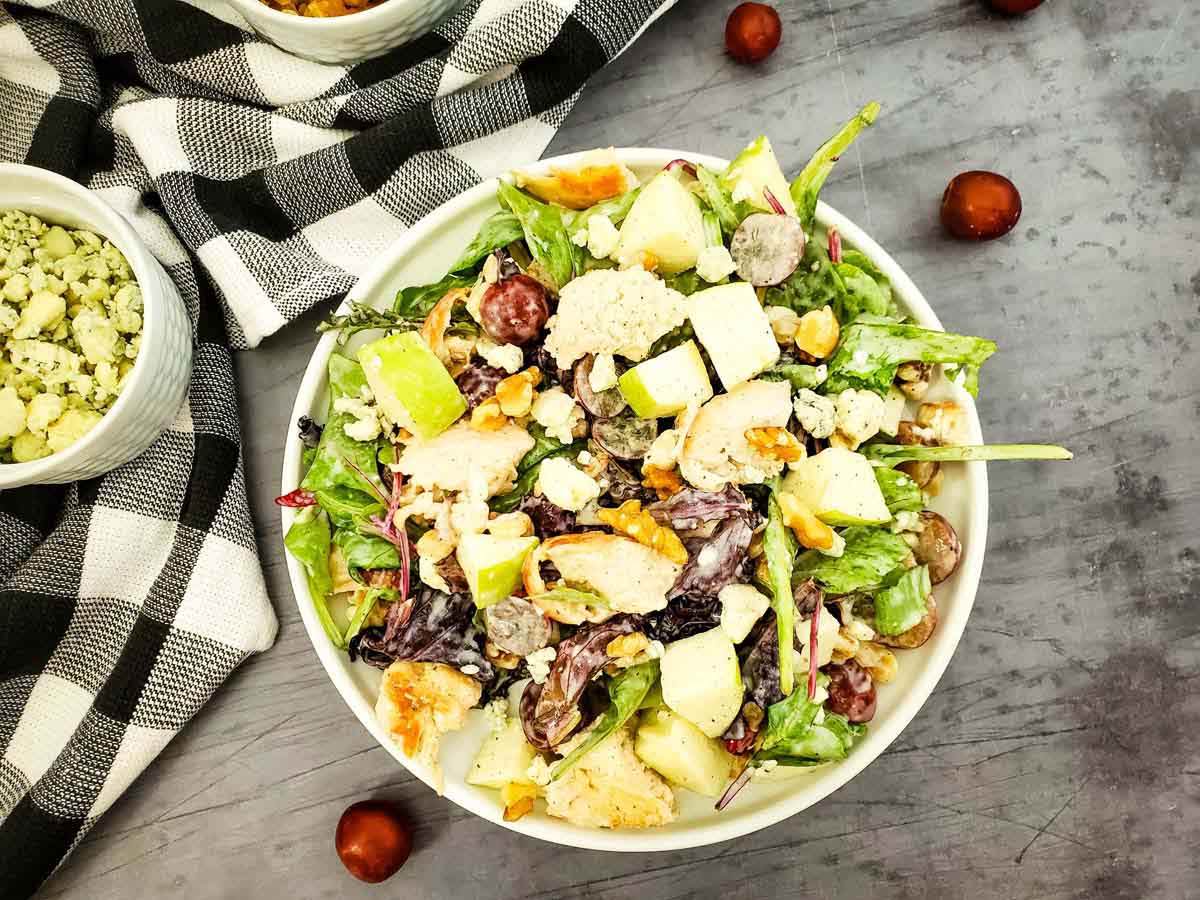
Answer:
0;164;193;488
281;148;988;851
224;0;466;65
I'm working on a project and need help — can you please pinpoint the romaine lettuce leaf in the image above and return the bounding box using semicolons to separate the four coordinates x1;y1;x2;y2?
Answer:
497;181;574;290
761;711;866;764
759;362;828;391
762;238;845;316
834;261;894;321
344;586;393;644
284;507;344;648
874;467;924;515
560;186;642;233
840;249;894;307
394;272;476;318
664;272;705;296
701;209;724;248
824;322;997;396
874;564;931;635
763;480;798;695
863;443;1074;465
792;526;910;594
695;164;754;235
789;102;880;230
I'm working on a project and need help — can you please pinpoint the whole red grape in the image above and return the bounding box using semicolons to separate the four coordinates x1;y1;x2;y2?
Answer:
940;171;1022;240
825;660;877;723
725;3;782;65
480;274;549;345
988;0;1044;12
335;800;412;884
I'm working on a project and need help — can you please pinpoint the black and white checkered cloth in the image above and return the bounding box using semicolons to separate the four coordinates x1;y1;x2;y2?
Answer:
0;0;672;894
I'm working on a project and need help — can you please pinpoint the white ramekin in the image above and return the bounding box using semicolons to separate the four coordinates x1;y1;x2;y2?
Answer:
223;0;466;65
0;164;194;488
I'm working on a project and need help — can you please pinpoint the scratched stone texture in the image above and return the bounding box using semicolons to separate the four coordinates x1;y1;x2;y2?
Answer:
40;1;1199;898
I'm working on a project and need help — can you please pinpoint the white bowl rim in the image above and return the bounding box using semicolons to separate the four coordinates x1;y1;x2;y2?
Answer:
0;163;173;488
224;0;434;28
280;147;989;852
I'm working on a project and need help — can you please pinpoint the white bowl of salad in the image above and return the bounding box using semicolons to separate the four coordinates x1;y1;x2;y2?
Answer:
279;104;1070;851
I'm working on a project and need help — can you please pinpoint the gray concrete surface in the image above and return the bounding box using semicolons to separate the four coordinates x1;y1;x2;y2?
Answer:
42;1;1200;897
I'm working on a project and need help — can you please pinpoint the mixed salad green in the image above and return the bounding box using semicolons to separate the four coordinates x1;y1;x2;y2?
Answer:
283;103;1070;828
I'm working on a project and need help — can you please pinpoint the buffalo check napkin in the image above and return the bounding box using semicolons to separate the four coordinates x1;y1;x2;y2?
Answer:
0;0;673;894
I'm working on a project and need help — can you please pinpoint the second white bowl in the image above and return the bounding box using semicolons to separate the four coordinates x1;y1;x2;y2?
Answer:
223;0;466;64
0;165;193;488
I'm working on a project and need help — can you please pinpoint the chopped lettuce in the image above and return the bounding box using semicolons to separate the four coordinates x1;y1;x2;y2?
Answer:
792;526;910;594
701;209;724;248
552;660;659;779
840;249;894;307
334;527;400;580
824;322;997;397
490;425;586;513
759;673;826;752
560;186;642;233
664;272;705;296
754;674;866;764
300;354;385;500
762;238;844;316
489;455;562;514
834;261;894;322
759;362;828;391
874;565;931;635
313;485;384;530
761;711;865;764
521;422;573;471
695;164;752;235
284;507;343;648
874;467;924;515
789;102;881;230
450;210;524;273
864;442;1074;465
497;181;574;290
395;272;476;318
344;586;393;644
763;480;798;695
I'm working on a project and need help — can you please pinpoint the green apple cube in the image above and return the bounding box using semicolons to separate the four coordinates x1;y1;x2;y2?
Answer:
879;385;907;438
686;282;780;390
613;171;706;275
456;533;539;609
634;708;738;797
618;340;713;418
720;135;798;217
467;718;538;789
356;331;467;440
782;446;892;526
718;583;770;643
659;627;742;738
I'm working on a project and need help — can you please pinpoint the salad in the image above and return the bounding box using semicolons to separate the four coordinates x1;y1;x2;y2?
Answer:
282;103;1070;830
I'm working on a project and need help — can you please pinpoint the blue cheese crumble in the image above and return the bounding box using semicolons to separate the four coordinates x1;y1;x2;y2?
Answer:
0;209;143;462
